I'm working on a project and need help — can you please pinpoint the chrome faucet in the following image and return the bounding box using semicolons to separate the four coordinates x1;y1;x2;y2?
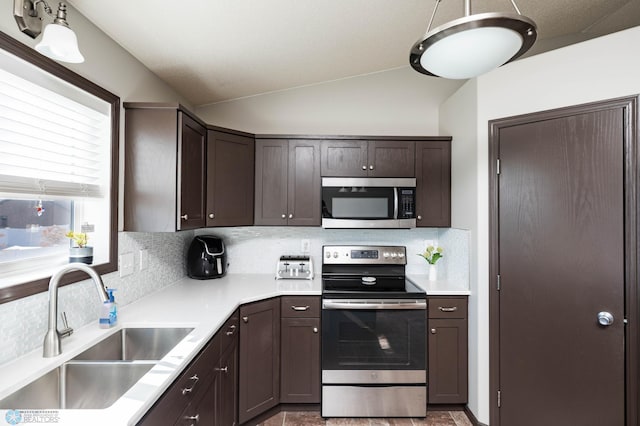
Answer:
43;263;109;357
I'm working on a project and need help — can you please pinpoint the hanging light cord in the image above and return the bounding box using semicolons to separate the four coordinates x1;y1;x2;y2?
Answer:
427;0;525;34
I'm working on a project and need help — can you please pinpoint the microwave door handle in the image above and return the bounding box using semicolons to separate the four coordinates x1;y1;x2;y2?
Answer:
393;187;399;219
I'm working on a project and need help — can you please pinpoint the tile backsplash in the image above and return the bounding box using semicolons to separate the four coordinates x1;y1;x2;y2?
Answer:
0;226;468;366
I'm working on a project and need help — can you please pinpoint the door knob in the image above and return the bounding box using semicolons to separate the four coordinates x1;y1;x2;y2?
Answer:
417;215;422;220
288;213;293;219
369;165;374;170
242;316;248;323
281;214;286;219
597;311;614;326
180;214;188;220
362;165;367;170
208;213;215;219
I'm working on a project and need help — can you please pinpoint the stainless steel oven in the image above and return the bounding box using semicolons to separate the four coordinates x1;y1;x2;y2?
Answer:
321;245;427;418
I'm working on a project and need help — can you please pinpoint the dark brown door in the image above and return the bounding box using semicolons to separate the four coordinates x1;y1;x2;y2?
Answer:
368;140;415;177
415;140;451;227
206;131;255;227
238;298;280;424
280;317;321;403
495;107;625;425
254;139;288;225
288;140;321;226
320;140;368;176
178;112;206;230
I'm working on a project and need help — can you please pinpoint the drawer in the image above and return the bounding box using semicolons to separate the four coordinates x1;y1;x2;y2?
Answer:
281;296;321;318
428;297;467;319
219;310;239;355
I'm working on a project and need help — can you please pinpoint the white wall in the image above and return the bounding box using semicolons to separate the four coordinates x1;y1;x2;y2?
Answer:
443;25;640;425
196;66;463;135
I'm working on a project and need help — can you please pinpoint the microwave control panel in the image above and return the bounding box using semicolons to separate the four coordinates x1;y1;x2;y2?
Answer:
398;188;415;219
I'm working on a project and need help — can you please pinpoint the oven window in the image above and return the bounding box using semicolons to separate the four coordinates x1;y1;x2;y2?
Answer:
322;309;425;370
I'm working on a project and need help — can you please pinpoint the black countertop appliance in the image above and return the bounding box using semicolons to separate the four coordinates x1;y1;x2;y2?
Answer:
187;235;227;279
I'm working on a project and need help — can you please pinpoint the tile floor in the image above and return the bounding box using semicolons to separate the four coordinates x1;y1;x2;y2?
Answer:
258;410;473;426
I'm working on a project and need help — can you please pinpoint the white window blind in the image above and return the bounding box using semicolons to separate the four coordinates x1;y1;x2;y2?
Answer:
0;67;110;198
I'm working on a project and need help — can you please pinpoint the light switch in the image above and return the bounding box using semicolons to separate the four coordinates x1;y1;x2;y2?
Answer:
120;253;134;277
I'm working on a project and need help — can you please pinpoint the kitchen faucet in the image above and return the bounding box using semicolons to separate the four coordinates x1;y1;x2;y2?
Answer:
43;263;109;357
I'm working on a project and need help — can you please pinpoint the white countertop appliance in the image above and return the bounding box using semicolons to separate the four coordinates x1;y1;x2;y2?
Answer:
276;255;314;280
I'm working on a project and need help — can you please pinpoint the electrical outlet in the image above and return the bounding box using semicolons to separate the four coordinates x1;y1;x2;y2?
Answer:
139;249;148;271
301;239;311;253
119;253;134;277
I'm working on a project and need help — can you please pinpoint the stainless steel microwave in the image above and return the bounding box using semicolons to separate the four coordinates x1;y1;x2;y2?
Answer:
321;177;416;228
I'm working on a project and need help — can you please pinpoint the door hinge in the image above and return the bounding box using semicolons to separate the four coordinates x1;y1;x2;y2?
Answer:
497;274;501;291
496;158;501;175
497;390;501;407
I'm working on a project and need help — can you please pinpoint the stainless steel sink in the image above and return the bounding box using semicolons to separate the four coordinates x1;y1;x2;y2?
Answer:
0;327;194;409
0;361;154;409
73;327;194;361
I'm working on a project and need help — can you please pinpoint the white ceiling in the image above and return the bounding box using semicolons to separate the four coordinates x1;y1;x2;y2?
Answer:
67;0;640;107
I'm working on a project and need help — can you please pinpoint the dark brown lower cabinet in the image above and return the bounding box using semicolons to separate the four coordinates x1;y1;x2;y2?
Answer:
280;316;320;403
218;340;239;426
238;298;281;424
427;297;468;404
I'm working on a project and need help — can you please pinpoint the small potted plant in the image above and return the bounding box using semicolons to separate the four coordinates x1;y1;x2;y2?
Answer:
417;245;443;281
65;231;93;264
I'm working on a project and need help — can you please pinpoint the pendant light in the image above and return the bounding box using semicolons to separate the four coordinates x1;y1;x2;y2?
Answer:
14;0;84;64
410;0;536;79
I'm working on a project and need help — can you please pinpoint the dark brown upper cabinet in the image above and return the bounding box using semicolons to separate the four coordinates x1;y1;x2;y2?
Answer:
254;139;321;226
415;139;451;227
124;103;206;232
320;140;415;177
206;130;255;227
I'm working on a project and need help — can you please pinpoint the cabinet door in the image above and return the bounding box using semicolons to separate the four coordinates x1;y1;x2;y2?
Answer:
428;318;468;404
280;317;320;403
207;131;255;227
178;112;207;230
367;140;415;177
320;140;368;176
238;298;281;424
288;140;321;226
218;341;239;426
254;139;288;225
415;140;451;227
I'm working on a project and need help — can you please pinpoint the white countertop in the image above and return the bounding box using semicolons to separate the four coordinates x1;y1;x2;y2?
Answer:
0;273;467;425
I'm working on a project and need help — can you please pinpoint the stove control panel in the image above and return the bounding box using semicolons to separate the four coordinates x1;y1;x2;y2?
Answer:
322;245;406;265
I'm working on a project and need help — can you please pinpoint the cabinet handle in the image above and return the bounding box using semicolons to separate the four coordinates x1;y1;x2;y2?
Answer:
439;306;458;312
242;316;249;323
417;215;422;220
362;165;367;170
369;165;374;170
215;366;228;373
181;214;189;221
208;213;215;219
281;214;286;219
313;327;318;333
288;213;293;219
291;305;310;311
431;328;437;334
181;374;199;395
226;324;236;335
184;414;199;423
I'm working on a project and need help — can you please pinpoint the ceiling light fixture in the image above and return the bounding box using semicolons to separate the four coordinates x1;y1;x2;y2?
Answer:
410;0;536;79
13;0;84;63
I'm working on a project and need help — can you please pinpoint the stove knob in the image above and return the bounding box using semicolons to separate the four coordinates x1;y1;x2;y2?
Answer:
398;252;405;258
390;252;397;258
333;251;339;258
383;252;390;258
325;251;331;258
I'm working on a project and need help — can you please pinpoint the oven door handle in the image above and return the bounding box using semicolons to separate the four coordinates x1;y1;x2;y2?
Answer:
322;299;426;310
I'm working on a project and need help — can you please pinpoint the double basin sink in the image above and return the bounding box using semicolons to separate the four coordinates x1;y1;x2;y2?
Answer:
0;327;194;410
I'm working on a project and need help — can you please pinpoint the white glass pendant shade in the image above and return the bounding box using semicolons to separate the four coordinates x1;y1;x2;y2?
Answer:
410;12;537;79
420;27;522;79
35;23;85;64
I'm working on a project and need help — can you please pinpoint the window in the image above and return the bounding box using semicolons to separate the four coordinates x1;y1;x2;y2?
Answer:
0;32;119;303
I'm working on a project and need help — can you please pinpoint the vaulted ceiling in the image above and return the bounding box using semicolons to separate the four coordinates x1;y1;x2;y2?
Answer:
68;0;640;106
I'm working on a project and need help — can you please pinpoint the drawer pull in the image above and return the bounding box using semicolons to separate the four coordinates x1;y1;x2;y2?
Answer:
215;366;229;373
439;306;458;312
291;305;310;311
242;316;249;323
181;374;199;395
226;324;236;335
184;414;199;423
